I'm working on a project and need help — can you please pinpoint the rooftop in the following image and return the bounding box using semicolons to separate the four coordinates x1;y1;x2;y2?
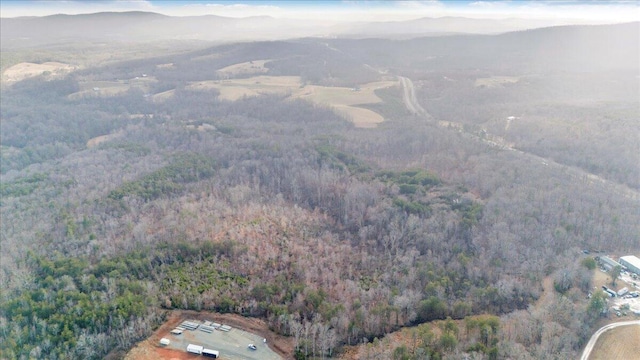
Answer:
620;255;640;269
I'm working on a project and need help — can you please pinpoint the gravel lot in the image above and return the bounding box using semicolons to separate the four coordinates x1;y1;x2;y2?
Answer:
162;320;281;360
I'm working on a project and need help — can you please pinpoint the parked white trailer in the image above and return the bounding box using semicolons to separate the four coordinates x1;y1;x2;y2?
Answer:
186;344;204;355
617;287;629;296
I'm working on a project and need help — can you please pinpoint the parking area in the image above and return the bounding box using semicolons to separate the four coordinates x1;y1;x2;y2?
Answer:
161;320;281;360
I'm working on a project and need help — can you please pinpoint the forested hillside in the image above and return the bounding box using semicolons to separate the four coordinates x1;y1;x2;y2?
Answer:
1;22;638;360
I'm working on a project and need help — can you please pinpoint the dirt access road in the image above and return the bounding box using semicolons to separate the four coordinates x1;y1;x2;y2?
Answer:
580;320;640;360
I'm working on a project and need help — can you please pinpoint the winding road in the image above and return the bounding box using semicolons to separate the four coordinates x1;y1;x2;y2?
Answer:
397;75;640;201
580;320;640;360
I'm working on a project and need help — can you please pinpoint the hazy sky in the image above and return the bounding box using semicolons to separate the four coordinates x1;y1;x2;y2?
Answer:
1;0;639;23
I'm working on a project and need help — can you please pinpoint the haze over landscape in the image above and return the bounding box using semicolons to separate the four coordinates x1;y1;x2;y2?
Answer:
1;1;639;360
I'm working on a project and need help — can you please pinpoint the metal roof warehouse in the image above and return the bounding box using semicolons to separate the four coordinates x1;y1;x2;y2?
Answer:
619;255;640;275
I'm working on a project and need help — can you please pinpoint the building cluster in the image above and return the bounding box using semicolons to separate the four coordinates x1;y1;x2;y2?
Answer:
598;254;640;277
160;319;233;358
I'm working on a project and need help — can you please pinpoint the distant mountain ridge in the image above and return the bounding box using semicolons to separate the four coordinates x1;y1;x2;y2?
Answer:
1;11;628;48
334;16;582;38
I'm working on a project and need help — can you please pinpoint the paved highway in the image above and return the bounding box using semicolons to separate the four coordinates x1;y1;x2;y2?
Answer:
397;75;640;201
398;76;427;116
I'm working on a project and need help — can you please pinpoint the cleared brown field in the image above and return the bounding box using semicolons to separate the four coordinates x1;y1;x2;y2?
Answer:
188;76;301;101
588;324;640;360
217;59;270;77
333;105;384;128
2;61;76;82
68;77;156;100
474;76;520;88
186;76;395;127
593;268;612;288
87;133;120;148
293;80;395;128
296;81;395;106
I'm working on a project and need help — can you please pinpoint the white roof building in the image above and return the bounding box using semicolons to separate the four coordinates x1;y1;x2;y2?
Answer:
619;255;640;275
187;344;204;355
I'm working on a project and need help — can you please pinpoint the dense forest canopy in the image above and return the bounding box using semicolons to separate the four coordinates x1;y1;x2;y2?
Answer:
1;17;639;360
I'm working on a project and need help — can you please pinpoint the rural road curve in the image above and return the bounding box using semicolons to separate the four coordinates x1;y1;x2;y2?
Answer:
580;320;640;360
396;75;639;201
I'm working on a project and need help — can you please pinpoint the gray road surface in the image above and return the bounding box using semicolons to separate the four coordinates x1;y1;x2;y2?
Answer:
580;320;640;360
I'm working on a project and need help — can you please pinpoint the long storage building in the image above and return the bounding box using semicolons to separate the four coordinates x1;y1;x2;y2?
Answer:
619;255;640;275
600;256;621;271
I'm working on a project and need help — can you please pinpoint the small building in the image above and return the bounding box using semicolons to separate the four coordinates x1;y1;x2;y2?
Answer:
619;255;640;275
159;338;170;346
187;344;204;355
202;348;220;358
170;328;183;335
617;287;629;297
600;256;622;271
180;320;200;330
199;325;215;333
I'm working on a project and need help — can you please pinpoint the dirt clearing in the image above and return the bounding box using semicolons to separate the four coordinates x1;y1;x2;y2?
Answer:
86;131;123;148
124;310;293;360
587;324;640;360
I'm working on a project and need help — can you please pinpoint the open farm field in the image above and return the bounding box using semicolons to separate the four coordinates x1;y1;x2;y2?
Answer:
68;77;157;99
188;76;301;101
297;81;396;106
217;59;270;77
332;104;384;128
588;324;640;360
2;61;76;83
474;76;520;88
86;131;124;148
295;81;395;127
186;75;394;127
